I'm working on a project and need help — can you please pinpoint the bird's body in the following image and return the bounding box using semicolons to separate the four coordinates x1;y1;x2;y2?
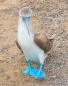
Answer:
17;7;52;78
18;17;45;64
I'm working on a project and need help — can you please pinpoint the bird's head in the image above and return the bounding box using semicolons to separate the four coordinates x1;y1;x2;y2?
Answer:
19;7;32;35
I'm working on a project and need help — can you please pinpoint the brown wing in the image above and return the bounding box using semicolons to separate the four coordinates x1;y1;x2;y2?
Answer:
34;32;52;53
15;40;23;53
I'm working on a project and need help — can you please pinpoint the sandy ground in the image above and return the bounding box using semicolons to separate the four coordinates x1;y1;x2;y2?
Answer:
0;0;68;86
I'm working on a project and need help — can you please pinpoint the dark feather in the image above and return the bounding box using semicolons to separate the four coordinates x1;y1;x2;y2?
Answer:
34;32;52;53
15;40;23;53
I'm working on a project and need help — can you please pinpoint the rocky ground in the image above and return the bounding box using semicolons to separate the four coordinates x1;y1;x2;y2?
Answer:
0;0;68;86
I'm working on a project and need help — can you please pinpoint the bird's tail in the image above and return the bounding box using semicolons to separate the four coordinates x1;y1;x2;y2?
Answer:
49;34;56;48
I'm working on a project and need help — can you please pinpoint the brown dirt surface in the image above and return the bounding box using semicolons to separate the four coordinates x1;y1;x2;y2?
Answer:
0;0;68;86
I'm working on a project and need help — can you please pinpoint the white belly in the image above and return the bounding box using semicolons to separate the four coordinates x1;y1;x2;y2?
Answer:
22;42;44;62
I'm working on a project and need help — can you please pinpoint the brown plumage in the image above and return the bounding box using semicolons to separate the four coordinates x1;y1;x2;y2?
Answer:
16;40;23;53
34;32;52;53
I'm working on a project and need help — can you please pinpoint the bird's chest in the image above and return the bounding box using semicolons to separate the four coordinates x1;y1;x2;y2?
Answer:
18;25;34;48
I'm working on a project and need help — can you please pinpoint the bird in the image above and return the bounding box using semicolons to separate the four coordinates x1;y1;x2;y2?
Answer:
17;7;52;78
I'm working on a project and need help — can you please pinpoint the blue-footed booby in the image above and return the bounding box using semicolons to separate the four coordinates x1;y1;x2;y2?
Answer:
17;7;52;78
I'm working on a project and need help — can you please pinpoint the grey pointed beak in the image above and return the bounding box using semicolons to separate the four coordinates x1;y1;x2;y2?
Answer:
23;17;30;35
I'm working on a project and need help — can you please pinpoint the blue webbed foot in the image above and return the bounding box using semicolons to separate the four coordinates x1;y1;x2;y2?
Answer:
23;66;38;75
23;60;38;76
33;70;46;78
30;67;39;76
32;63;46;79
23;61;46;78
23;68;31;75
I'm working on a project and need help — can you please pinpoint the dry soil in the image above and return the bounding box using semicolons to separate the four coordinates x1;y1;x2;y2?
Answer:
0;0;68;86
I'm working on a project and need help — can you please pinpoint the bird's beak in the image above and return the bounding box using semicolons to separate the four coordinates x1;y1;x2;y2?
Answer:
23;17;30;35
